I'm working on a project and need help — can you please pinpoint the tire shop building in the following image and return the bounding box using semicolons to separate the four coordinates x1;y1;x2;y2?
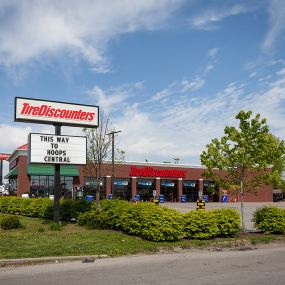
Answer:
4;143;273;202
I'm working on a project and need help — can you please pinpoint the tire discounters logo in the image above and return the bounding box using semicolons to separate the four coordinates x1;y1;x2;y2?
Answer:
15;97;99;127
130;166;186;178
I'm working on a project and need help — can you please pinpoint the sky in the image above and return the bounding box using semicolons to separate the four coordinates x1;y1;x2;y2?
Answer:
1;0;285;176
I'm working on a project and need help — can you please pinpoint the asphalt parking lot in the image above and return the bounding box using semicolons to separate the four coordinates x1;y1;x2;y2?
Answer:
162;202;285;231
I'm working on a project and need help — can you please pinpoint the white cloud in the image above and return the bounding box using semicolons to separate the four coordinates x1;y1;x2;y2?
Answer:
276;68;285;76
249;72;257;78
87;82;144;113
151;75;206;103
262;0;285;52
0;124;32;153
181;76;205;93
190;4;250;30
207;48;219;59
113;72;285;165
0;0;183;69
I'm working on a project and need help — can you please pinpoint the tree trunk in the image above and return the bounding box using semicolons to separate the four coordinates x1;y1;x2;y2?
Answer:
96;186;101;211
240;180;246;232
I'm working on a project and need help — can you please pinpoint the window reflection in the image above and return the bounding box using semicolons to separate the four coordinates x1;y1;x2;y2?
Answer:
30;176;74;198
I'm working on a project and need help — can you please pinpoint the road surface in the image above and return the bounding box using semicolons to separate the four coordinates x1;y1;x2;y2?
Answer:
1;245;284;285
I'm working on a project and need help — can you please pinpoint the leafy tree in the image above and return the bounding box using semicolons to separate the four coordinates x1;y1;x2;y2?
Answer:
200;110;285;231
270;135;285;193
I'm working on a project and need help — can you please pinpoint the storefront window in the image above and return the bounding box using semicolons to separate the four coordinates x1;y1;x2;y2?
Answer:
160;180;178;202
136;179;155;201
30;176;74;198
9;179;18;196
83;177;106;199
113;178;131;201
203;180;219;202
183;180;199;202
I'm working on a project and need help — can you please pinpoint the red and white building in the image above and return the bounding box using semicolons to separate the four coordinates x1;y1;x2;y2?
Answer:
4;144;273;202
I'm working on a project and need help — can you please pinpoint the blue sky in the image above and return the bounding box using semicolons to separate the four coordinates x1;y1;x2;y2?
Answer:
1;0;285;175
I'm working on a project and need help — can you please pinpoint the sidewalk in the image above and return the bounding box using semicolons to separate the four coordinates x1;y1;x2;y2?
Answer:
0;255;109;268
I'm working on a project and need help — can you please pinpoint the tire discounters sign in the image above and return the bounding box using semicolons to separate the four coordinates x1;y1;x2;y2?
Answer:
28;133;87;165
15;97;99;128
0;153;10;160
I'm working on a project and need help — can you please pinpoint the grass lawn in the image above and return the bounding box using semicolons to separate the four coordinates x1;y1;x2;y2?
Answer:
1;214;284;259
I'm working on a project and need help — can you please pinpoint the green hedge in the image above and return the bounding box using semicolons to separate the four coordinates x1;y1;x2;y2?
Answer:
78;200;240;241
253;206;285;234
211;209;241;237
0;197;91;220
78;200;184;242
184;210;219;239
0;215;20;230
184;209;240;239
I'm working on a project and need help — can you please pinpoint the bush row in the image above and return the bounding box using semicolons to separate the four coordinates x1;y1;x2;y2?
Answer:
78;200;241;241
0;197;91;220
253;206;285;234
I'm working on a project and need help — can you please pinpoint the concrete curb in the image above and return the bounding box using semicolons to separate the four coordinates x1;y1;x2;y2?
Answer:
0;255;109;268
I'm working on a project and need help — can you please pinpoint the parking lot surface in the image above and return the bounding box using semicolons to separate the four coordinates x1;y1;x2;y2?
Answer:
162;202;285;231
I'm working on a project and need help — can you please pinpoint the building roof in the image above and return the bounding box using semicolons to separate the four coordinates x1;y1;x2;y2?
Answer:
16;144;28;150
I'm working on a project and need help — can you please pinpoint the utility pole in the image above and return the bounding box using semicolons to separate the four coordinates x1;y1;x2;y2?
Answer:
107;130;122;194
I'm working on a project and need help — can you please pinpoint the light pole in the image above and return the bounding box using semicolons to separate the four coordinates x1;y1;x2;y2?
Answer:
173;157;180;164
107;130;122;194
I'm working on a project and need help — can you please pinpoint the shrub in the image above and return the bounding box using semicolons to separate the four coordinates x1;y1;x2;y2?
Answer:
0;197;91;220
211;209;240;237
139;204;184;241
78;200;185;241
78;210;109;229
184;210;219;239
253;206;285;234
0;215;20;230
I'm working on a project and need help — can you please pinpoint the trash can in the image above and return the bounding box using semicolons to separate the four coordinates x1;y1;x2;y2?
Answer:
203;195;209;203
181;195;187;203
135;194;141;201
85;195;94;202
222;194;228;203
107;194;113;200
159;194;165;203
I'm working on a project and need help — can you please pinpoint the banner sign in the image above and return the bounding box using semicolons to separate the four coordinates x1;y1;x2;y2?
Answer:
0;153;10;160
15;97;99;128
28;133;87;165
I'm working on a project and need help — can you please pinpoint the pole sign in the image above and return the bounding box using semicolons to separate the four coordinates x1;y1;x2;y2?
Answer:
0;153;10;160
28;133;87;165
15;97;99;128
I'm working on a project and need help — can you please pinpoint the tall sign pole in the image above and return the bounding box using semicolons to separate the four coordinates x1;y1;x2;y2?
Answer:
54;124;61;223
15;97;99;223
107;130;121;194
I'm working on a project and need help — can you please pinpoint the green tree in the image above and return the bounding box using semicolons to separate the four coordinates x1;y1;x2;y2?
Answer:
270;135;285;192
200;110;285;231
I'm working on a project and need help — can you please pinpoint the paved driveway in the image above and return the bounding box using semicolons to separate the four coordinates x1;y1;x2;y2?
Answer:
162;202;285;231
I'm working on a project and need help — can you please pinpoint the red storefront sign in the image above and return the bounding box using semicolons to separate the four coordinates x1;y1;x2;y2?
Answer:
0;153;10;160
130;166;186;178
